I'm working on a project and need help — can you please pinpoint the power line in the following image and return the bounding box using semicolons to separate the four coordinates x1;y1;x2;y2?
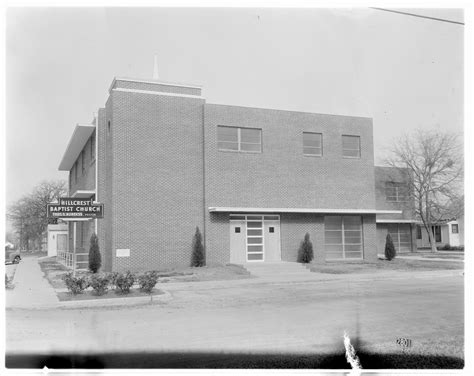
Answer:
371;7;464;25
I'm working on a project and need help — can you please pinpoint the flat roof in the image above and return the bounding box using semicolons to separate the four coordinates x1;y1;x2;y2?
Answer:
58;124;95;171
209;207;402;215
109;77;203;93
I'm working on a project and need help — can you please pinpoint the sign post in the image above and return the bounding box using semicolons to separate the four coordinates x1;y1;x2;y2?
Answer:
47;197;104;275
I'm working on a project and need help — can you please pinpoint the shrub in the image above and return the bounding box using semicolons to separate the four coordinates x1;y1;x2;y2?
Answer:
138;271;160;293
62;272;89;295
112;271;135;294
88;233;101;273
5;274;13;289
191;226;205;267
297;233;314;263
88;273;111;296
385;234;396;261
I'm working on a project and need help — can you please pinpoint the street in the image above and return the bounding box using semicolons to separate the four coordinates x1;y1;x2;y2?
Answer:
6;273;463;368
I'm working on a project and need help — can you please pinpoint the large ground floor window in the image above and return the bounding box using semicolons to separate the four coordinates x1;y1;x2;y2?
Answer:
324;216;363;260
388;223;412;253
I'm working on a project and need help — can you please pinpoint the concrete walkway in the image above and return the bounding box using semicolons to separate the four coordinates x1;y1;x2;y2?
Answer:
6;256;59;309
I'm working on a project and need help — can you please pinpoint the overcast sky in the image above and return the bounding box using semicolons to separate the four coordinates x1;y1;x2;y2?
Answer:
5;7;464;206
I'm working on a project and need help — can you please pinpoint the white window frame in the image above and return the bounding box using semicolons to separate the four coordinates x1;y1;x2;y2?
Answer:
217;126;262;153
303;132;323;157
452;224;459;234
342;135;361;159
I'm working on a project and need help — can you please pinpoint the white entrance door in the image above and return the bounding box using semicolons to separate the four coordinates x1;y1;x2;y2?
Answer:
229;214;281;263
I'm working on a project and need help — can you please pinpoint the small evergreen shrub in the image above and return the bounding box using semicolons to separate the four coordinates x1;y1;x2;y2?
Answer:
385;233;397;261
5;274;12;289
297;233;314;263
112;271;135;294
138;271;160;293
88;233;101;273
62;272;89;295
191;226;205;267
88;273;111;296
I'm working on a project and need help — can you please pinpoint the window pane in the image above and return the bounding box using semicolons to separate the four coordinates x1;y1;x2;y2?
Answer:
247;245;263;253
325;231;343;244
247;216;262;221
264;215;279;220
345;244;362;253
325;216;342;230
342;135;360;149
248;253;263;260
345;251;362;259
217;126;238;142
303;133;322;147
240;128;261;143
247;221;262;228
218;141;239;151
247;237;263;244
342;149;360;158
303;147;322;156
241;143;261;152
247;229;262;236
230;215;245;220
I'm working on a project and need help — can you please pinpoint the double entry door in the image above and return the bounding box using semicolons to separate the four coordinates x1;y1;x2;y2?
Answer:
229;214;281;263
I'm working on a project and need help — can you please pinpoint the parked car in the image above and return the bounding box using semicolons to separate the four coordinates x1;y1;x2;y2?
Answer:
5;247;21;264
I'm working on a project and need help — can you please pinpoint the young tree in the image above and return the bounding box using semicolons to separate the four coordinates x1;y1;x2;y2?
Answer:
7;180;67;251
384;233;396;261
297;233;314;263
88;233;101;273
191;227;205;267
386;130;463;253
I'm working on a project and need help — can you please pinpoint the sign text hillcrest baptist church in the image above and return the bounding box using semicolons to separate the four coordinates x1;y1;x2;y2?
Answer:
47;197;104;219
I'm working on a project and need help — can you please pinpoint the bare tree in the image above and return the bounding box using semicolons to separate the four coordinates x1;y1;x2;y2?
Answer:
386;130;463;253
7;180;67;251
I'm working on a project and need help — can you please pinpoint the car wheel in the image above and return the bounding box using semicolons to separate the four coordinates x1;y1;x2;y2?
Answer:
13;256;20;264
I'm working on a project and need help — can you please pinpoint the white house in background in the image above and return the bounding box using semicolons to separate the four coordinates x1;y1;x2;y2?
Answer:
47;223;69;257
416;217;464;249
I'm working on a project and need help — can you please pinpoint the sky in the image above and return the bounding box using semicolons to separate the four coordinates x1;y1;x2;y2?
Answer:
4;7;465;207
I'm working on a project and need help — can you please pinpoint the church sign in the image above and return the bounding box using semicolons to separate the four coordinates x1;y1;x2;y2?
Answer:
47;198;104;219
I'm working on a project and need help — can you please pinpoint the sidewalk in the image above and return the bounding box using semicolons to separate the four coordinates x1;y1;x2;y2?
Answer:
5;256;463;310
396;255;464;262
6;256;59;309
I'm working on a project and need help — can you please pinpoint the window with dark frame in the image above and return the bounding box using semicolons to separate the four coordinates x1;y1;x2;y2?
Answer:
81;150;85;175
342;135;361;158
416;225;422;239
385;182;409;202
303;132;323;156
452;224;459;234
217;126;262;153
90;133;95;160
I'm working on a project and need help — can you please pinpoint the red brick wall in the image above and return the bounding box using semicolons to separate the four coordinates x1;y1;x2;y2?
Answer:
104;89;205;272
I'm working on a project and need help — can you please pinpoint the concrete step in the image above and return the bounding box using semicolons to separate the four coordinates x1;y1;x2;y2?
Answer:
242;262;312;277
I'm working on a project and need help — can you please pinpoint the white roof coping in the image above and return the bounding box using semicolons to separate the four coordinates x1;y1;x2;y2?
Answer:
376;219;420;224
71;190;96;199
109;77;202;93
208;207;402;215
58;124;95;171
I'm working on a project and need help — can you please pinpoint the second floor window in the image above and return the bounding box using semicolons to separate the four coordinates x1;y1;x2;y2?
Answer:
342;135;361;158
385;182;408;202
303;132;322;156
81;151;85;175
217;126;262;153
90;133;95;160
452;224;459;234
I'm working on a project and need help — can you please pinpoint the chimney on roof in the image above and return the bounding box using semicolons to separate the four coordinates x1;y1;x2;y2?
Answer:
153;55;159;80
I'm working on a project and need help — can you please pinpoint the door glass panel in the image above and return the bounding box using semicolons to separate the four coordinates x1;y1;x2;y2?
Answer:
248;253;263;260
247;221;262;228
247;245;263;252
247;229;262;236
247;237;263;245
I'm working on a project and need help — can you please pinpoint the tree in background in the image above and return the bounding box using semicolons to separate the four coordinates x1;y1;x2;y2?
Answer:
191;227;205;267
297;233;314;263
88;233;101;273
384;233;396;261
7;180;66;251
386;130;463;253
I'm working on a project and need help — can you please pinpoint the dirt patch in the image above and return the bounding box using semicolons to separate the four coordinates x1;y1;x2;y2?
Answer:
57;288;165;302
310;258;464;274
38;257;70;288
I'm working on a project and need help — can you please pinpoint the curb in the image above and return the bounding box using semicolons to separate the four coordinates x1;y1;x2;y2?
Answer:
6;290;173;311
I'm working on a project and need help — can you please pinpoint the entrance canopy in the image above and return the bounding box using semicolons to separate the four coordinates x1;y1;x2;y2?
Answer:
209;207;402;215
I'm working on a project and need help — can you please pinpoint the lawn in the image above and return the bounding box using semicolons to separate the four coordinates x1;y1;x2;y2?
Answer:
57;288;165;302
38;257;252;293
309;258;464;274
